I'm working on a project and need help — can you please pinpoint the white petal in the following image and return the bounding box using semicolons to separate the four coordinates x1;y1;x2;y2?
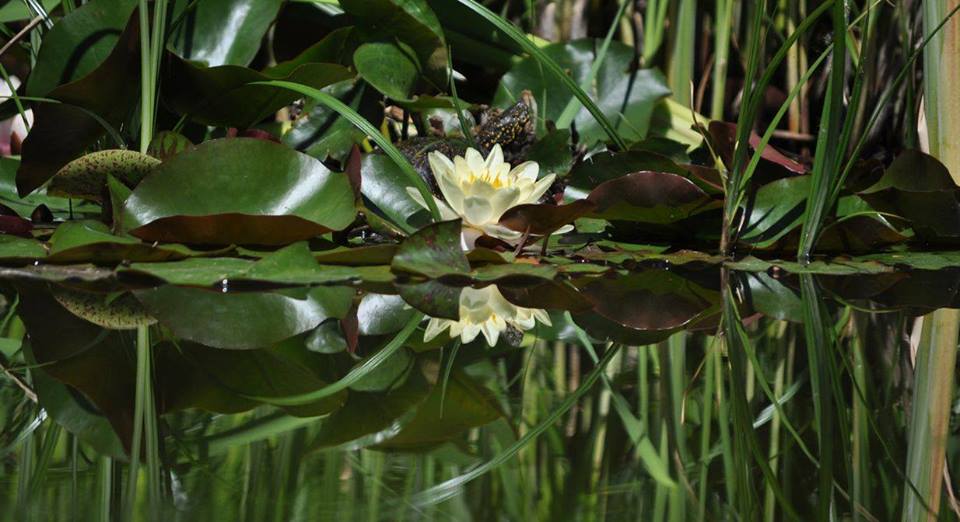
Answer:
461;323;481;344
464;148;485;176
460;227;484;251
488;187;522;220
479;223;524;242
511;313;537;331
427;151;455;180
554;224;574;235
405;187;459;220
405;187;430;211
462;196;495;226
423;318;450;342
509;161;539;182
432;159;466;215
480;319;501;347
533;308;552;326
484;144;504;173
522;174;556;205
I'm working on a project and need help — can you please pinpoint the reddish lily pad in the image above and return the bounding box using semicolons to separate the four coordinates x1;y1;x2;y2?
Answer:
586;171;720;224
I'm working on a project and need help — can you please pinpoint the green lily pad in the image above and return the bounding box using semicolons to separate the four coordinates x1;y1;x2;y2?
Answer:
135;285;354;350
391;220;470;278
740;175;810;247
565;150;688;200
586;171;720;224
46;220;202;264
360;153;431;231
159;340;346;417
0;235;47;261
357;293;418;335
147;132;195;161
120;138;357;246
397;280;461;320
309;366;432;450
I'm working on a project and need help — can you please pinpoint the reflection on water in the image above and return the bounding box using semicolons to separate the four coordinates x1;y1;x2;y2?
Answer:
1;265;958;520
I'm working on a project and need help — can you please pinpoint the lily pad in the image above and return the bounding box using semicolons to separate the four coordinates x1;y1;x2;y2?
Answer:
586;171;719;224
51;287;156;329
309;367;432;449
135;286;354;350
565;150;688;200
391;220;470;278
360;153;431;231
45;220;202;264
47;150;160;202
147;132;195;161
120;139;357;246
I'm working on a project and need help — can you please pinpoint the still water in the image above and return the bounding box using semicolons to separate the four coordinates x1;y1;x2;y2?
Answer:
1;261;958;521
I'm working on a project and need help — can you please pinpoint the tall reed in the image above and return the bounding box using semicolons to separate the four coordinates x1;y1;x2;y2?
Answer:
902;2;960;519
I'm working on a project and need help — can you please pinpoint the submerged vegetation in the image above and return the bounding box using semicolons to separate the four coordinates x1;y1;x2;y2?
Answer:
0;0;960;520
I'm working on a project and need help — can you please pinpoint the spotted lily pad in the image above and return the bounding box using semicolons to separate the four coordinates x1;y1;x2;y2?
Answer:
47;150;160;202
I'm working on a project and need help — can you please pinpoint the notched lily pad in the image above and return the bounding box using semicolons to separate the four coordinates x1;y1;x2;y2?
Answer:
47;150;160;202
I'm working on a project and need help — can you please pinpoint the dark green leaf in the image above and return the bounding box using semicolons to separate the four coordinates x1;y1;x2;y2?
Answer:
164;55;354;128
377;369;501;450
120;138;357;246
495;39;670;146
25;0;137;96
135;286;354;350
18;12;141;196
341;0;448;87
354;41;420;100
391;220;470;278
169;0;283;67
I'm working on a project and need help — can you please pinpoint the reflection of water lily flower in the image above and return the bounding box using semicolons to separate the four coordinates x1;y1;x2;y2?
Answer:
406;144;572;250
423;285;552;347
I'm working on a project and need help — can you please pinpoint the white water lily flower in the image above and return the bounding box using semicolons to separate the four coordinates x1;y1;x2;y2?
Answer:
423;285;552;347
406;144;572;250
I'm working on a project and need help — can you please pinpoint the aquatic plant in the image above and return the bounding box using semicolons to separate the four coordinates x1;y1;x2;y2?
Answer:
0;1;959;521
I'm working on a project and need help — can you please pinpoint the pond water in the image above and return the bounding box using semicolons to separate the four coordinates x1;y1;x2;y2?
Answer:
0;258;957;521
